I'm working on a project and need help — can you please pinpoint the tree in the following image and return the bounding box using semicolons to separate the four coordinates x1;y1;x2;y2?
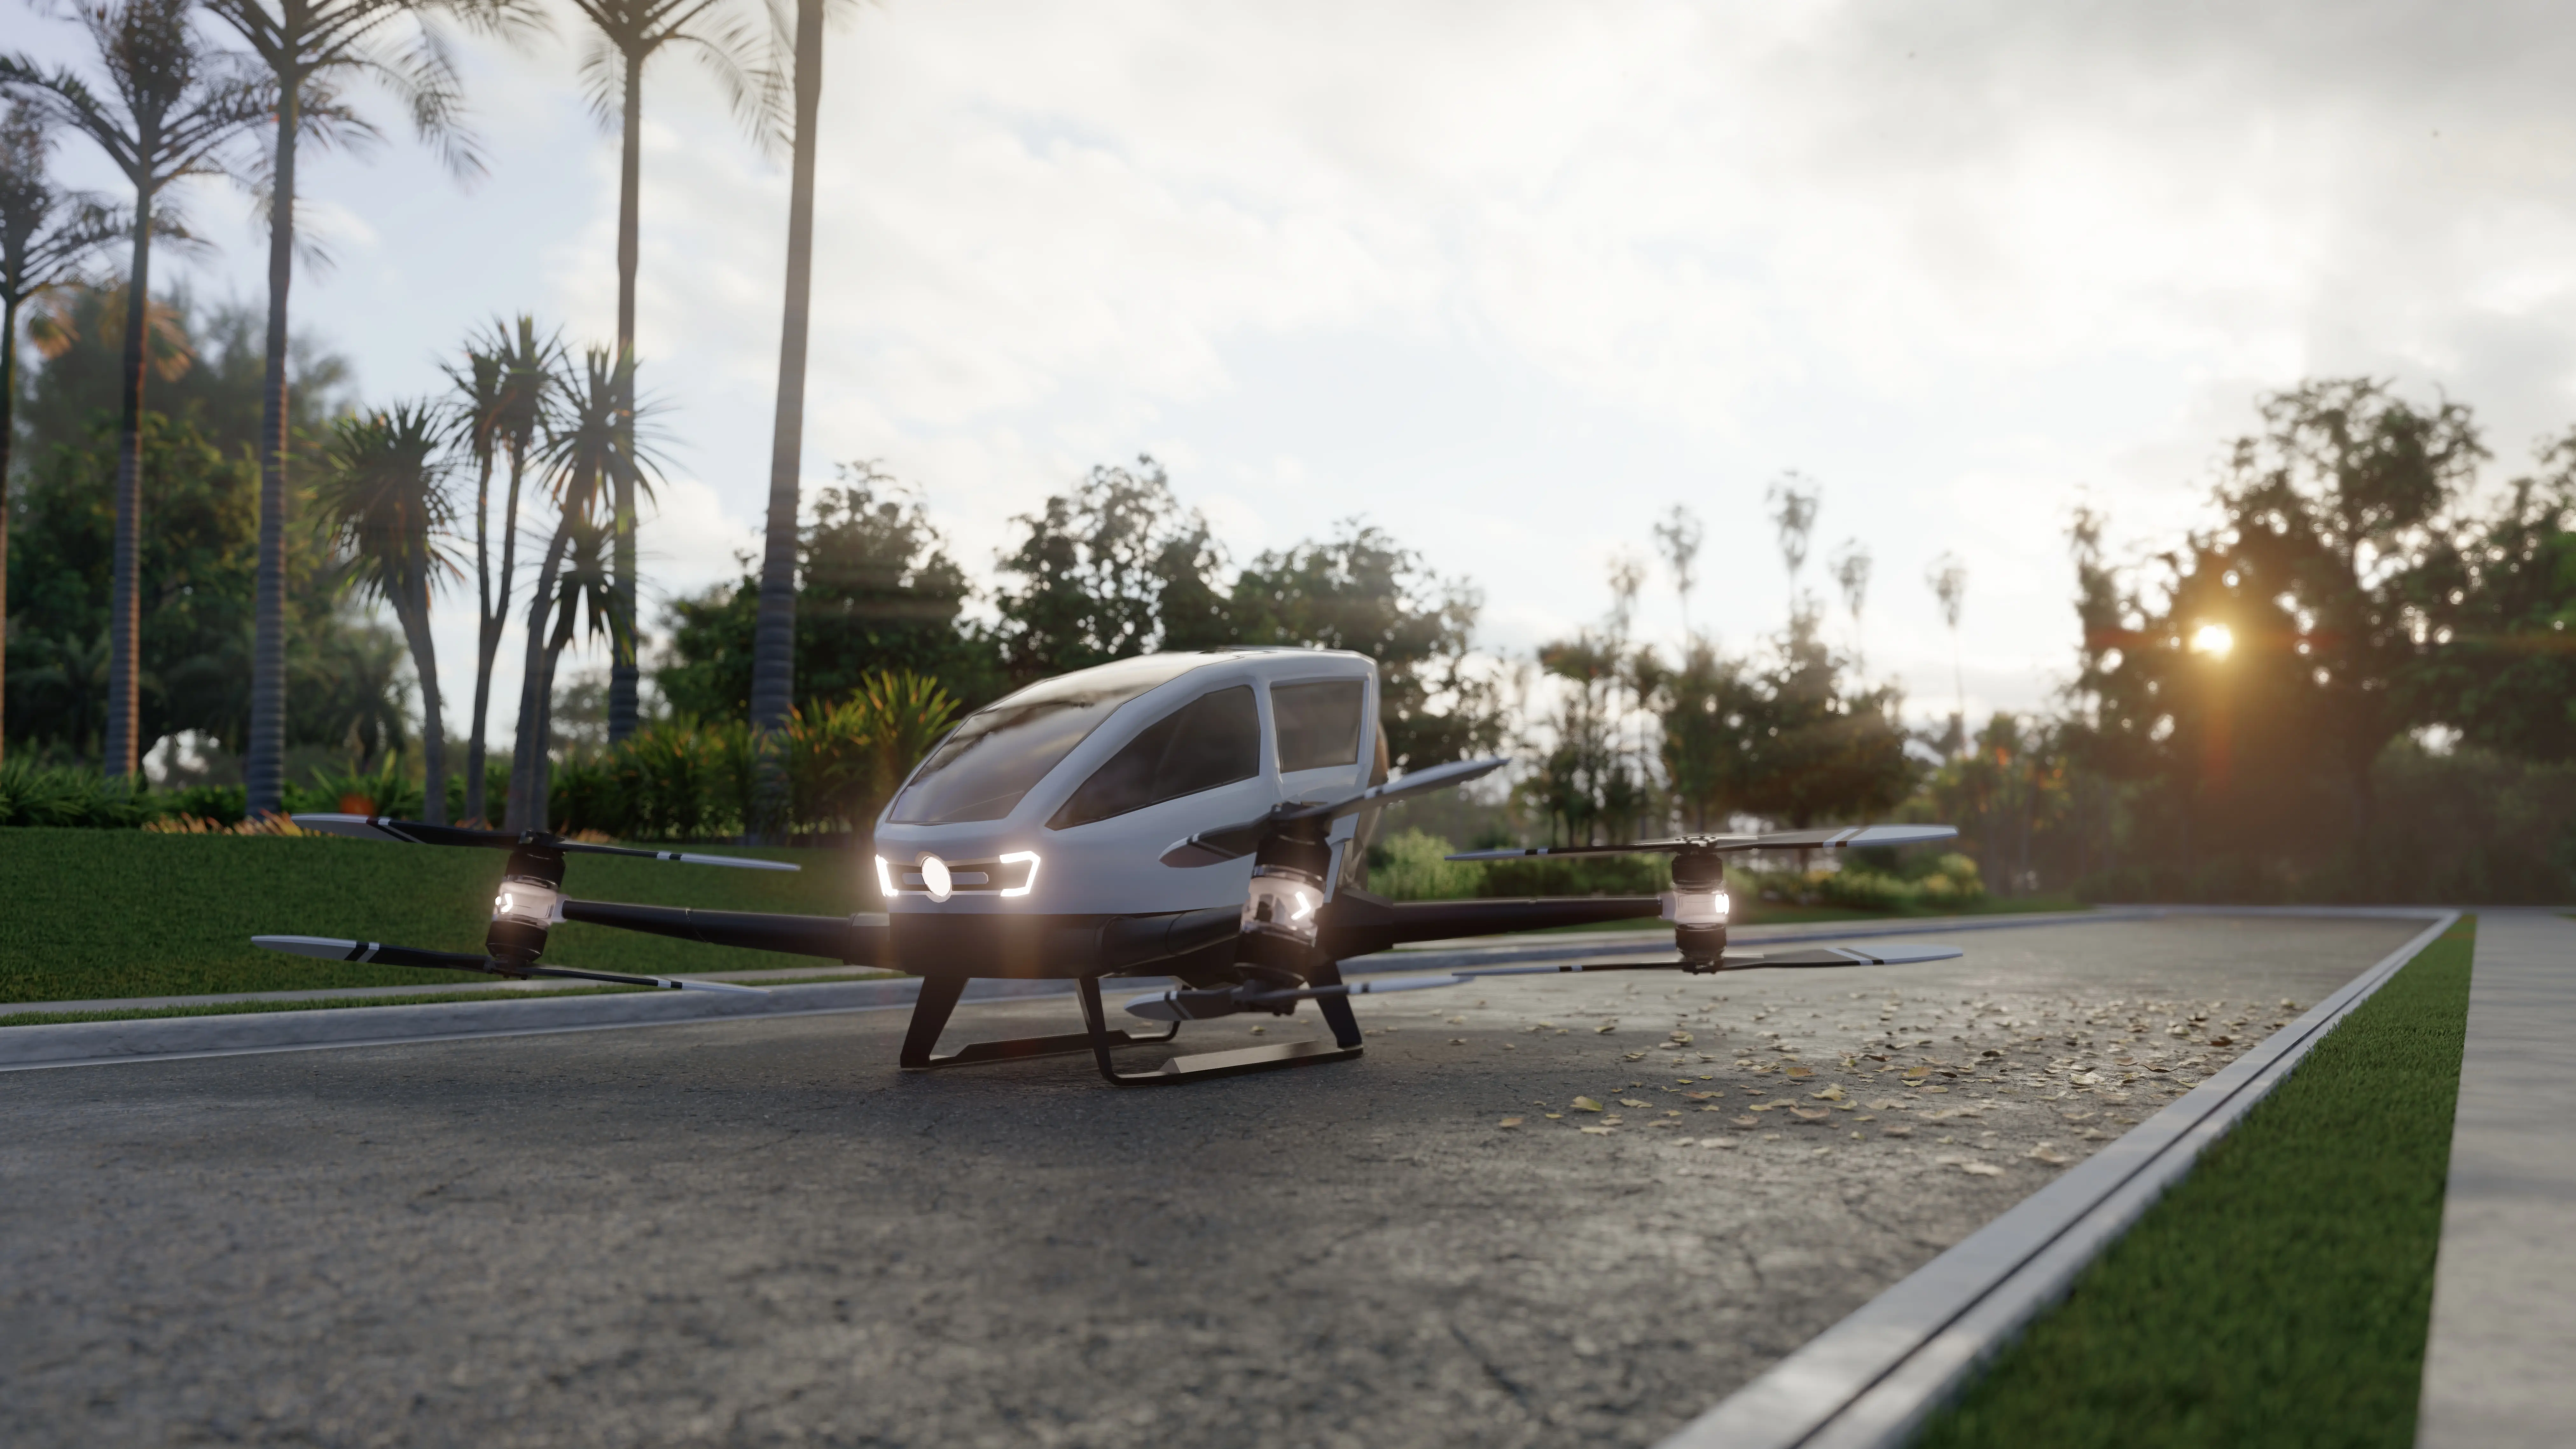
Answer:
0;101;127;767
1925;550;1967;752
308;401;455;821
561;0;777;745
202;0;516;818
662;465;997;723
3;0;265;776
506;348;655;830
992;456;1213;679
1658;637;1751;832
446;315;560;822
2416;439;2576;763
1652;503;1702;645
1229;521;1502;771
1731;607;1915;830
1765;470;1819;614
1829;538;1871;667
745;0;853;840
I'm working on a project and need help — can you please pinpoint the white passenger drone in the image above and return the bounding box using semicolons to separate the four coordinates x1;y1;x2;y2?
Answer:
256;649;1965;1085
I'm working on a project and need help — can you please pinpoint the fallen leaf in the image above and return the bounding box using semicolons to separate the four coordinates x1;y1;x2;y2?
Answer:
1699;1138;1735;1149
1921;1085;1950;1094
2060;1110;2095;1121
1731;1116;1759;1128
1543;1113;1563;1120
1960;1162;2005;1176
1601;1115;1624;1125
1249;1025;1267;1036
1813;1086;1848;1101
1596;1023;1619;1034
1579;1125;1615;1136
1619;1099;1651;1109
2025;1144;2069;1165
1649;1120;1682;1129
1791;1107;1830;1122
1499;1117;1524;1128
1622;1052;1647;1062
1785;1066;1814;1078
1572;1096;1603;1113
2210;1035;2234;1047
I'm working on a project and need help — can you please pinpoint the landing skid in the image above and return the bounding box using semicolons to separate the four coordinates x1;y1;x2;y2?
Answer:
893;965;1366;1086
897;972;1178;1070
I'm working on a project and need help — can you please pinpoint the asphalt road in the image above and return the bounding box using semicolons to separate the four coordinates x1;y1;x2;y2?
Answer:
1;913;2420;1449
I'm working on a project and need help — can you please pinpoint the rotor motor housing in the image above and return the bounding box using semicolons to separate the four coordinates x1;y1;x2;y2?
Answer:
487;844;567;969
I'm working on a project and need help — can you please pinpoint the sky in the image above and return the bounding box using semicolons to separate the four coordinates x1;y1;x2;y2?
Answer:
19;0;2576;752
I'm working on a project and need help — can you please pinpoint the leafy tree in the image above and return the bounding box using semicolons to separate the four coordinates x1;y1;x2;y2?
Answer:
1659;638;1752;831
309;401;454;821
0;103;128;766
661;464;1000;721
203;0;515;818
1730;607;1915;829
1229;521;1500;770
2;0;266;774
992;456;1215;679
2415;436;2576;764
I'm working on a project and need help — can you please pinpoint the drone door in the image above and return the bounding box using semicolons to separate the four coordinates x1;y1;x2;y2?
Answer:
1048;684;1263;829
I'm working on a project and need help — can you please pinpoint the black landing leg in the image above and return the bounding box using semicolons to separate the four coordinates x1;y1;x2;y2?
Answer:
897;972;1177;1071
1073;969;1364;1086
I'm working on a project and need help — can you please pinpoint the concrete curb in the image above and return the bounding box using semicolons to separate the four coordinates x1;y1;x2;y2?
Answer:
1658;906;2462;1449
0;910;2136;1071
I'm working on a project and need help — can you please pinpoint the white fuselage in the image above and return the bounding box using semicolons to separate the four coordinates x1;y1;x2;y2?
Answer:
870;650;1380;921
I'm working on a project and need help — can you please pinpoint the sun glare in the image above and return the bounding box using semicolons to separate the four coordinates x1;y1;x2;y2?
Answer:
2189;623;2235;658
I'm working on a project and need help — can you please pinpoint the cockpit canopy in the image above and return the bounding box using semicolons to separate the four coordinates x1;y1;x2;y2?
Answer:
883;653;1372;830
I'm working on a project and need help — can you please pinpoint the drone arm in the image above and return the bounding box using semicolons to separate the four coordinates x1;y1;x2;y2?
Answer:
556;900;888;964
1315;891;1663;959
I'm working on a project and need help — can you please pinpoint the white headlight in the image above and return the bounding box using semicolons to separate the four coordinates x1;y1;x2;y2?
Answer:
874;855;896;898
997;850;1042;898
1661;887;1730;928
920;854;954;902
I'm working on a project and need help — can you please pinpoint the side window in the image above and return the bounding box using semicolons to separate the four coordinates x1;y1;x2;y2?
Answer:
1273;679;1364;772
1049;686;1261;829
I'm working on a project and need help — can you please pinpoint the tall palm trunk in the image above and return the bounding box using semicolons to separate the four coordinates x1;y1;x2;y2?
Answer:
245;74;298;815
746;0;823;845
103;190;154;777
606;48;642;745
1;292;16;769
393;575;447;823
463;445;524;825
506;525;572;831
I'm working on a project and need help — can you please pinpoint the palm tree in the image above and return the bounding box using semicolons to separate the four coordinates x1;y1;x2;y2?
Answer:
3;0;265;778
0;102;128;769
562;0;776;745
445;315;561;823
310;401;457;822
527;509;616;805
201;0;524;820
744;0;842;842
506;347;661;830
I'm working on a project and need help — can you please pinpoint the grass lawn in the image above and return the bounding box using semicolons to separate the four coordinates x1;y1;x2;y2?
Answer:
0;828;877;1003
1913;916;2475;1449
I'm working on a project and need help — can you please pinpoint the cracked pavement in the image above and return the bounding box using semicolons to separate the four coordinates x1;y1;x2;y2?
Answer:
0;913;2418;1448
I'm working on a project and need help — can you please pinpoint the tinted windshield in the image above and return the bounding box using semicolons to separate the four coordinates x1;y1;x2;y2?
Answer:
886;655;1212;825
1051;686;1260;829
1273;679;1364;771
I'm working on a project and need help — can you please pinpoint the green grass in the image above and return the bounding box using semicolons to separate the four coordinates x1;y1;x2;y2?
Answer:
1914;917;2476;1449
0;828;877;1003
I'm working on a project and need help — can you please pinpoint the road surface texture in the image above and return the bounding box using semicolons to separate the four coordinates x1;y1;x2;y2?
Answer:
3;913;2416;1449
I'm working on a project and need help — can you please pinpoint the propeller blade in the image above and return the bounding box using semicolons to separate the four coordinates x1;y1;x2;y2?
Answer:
1161;756;1510;868
290;814;797;871
1717;942;1963;969
1742;824;1959;852
292;814;511;848
555;843;800;872
1158;817;1275;869
1446;836;1753;861
249;936;768;995
1445;823;1955;862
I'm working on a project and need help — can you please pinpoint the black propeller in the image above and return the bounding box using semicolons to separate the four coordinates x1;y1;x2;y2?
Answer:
1443;823;1957;861
1159;755;1509;868
292;814;799;872
251;935;768;995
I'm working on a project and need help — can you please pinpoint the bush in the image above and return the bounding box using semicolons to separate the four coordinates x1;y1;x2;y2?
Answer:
0;761;156;828
1367;829;1486;901
1819;868;1918;911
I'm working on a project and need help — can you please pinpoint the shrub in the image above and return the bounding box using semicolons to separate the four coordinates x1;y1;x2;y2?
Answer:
1820;868;1919;911
1368;829;1485;900
0;761;155;828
